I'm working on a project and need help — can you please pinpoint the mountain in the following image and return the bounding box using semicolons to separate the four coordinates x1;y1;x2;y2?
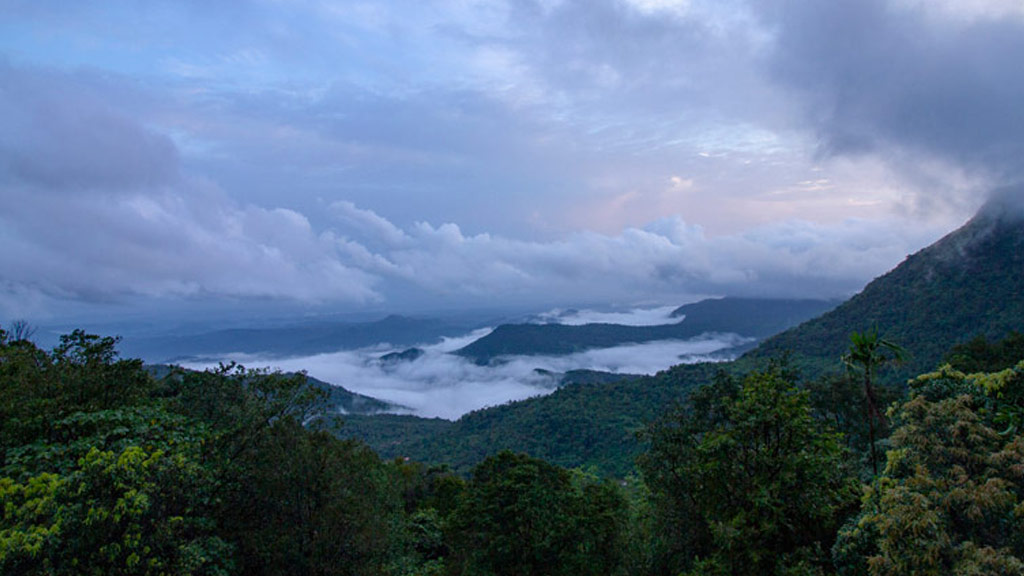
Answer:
121;315;477;363
455;298;839;364
746;194;1024;380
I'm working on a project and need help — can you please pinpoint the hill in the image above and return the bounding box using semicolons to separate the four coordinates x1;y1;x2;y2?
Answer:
746;193;1024;380
455;298;838;364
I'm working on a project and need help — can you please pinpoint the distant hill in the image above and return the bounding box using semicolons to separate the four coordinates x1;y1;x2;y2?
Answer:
746;194;1024;380
455;298;838;364
122;315;476;363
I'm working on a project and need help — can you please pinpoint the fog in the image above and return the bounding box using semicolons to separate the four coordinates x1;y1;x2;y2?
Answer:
183;328;749;420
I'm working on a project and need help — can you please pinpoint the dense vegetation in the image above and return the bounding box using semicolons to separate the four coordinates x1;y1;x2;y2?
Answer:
5;323;1024;575
340;362;726;477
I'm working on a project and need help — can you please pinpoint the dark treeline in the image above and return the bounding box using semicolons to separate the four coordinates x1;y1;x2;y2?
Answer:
3;326;1024;575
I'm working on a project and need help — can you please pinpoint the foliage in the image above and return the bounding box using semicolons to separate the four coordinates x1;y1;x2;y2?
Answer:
843;330;905;476
640;366;860;576
341;361;726;478
834;363;1024;575
447;451;629;576
1;404;231;575
945;331;1024;374
0;327;402;576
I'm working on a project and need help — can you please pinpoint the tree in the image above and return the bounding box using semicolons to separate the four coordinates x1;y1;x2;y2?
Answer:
833;363;1024;575
448;451;628;576
641;366;859;575
842;330;905;476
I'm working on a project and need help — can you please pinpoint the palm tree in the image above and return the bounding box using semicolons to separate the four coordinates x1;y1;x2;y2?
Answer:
843;329;905;476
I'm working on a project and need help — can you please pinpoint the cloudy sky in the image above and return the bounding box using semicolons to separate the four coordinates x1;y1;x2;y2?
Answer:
3;0;1022;324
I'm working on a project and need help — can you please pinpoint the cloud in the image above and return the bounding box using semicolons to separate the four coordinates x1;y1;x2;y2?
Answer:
1;2;1000;321
0;63;179;192
0;66;382;313
757;0;1024;185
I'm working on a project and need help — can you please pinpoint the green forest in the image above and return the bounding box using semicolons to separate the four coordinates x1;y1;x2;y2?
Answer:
3;324;1024;575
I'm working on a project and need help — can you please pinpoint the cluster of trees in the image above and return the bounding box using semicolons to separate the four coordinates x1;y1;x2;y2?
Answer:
3;325;1024;575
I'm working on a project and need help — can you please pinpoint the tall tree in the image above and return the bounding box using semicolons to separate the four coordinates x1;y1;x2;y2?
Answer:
640;366;859;575
843;330;905;476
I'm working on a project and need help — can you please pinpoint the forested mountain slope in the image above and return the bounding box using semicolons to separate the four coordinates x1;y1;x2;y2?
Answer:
746;194;1024;380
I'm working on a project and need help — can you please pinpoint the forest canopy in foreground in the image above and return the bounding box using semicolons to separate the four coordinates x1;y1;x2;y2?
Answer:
3;326;1024;575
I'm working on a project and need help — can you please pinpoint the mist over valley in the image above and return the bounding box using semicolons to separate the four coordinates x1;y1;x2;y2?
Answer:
173;303;773;419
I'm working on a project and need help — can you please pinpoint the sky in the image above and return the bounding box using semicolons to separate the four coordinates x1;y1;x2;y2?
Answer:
3;0;1023;325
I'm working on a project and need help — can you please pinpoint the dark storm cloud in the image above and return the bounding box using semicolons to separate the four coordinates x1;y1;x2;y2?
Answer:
759;0;1024;181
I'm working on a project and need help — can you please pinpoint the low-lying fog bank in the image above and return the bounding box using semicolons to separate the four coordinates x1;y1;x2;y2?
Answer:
183;326;750;420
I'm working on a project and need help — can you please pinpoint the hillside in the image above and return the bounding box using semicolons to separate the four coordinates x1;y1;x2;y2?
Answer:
456;298;838;364
746;194;1024;380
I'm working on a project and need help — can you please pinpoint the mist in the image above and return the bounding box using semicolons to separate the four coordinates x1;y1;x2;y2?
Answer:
183;327;749;420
